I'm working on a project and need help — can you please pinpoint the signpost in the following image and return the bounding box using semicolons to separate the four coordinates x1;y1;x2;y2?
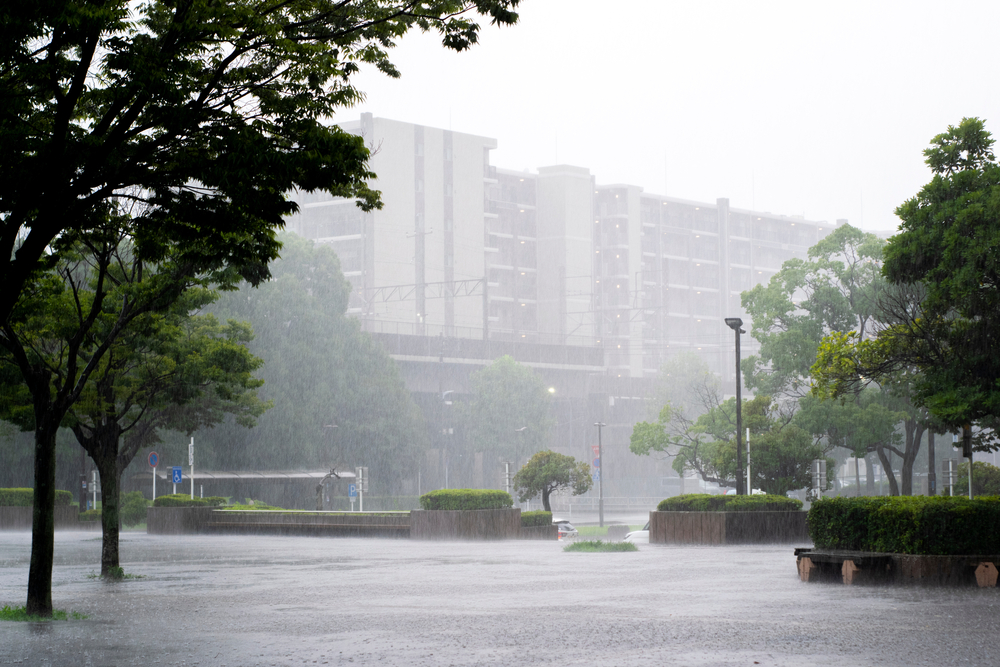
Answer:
355;467;368;512
188;437;195;500
172;466;182;494
149;451;159;500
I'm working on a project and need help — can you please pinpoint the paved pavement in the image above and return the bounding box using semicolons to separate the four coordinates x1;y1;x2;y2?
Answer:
0;531;997;666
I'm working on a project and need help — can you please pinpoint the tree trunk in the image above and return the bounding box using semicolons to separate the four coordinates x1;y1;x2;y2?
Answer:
927;431;936;496
541;486;551;512
94;450;121;577
26;418;59;617
865;454;876;495
876;444;899;496
900;420;924;496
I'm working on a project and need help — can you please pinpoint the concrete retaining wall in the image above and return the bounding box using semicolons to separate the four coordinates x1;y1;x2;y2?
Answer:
650;511;809;545
0;506;80;530
410;509;521;540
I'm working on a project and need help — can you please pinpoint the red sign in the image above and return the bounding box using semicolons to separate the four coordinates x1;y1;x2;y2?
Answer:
592;445;600;457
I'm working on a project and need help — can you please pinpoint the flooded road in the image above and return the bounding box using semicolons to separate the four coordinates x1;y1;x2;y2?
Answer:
0;531;996;666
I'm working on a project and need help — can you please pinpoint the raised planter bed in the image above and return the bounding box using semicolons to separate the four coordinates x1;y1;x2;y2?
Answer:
410;508;520;540
0;506;81;531
205;510;409;538
520;525;557;540
649;510;809;545
796;548;1000;587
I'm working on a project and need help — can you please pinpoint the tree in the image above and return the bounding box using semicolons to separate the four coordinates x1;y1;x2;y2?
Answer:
512;450;592;512
455;356;553;485
631;392;826;496
1;0;522;616
878;117;1000;427
195;233;428;492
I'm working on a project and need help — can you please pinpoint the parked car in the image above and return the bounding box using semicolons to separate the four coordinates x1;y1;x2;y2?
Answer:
624;521;649;544
553;519;578;539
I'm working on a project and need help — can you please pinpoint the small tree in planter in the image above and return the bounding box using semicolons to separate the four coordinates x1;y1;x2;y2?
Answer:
513;451;592;512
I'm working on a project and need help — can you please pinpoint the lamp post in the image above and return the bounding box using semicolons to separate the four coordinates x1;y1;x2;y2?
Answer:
724;317;746;495
594;421;606;527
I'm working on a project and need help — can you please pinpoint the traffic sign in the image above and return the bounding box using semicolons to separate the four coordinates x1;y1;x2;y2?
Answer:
148;451;159;468
592;457;600;468
592;471;600;483
348;484;357;498
592;445;600;457
172;466;182;484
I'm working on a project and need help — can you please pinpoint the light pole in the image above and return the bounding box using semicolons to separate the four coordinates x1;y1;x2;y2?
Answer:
724;317;746;495
594;421;606;527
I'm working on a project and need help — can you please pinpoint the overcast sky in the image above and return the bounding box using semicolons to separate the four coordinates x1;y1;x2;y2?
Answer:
331;0;1000;232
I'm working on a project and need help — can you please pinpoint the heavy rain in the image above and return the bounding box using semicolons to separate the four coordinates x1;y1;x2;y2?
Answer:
2;1;1000;665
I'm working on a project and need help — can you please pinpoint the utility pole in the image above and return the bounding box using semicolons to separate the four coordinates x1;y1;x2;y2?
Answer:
724;318;746;495
594;422;606;527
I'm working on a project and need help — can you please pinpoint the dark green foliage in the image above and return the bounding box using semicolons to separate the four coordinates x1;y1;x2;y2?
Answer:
0;489;73;506
520;510;552;527
79;510;101;522
119;492;148;527
152;494;227;508
563;540;639;553
656;493;803;512
808;496;1000;554
957;462;1000;496
418;489;513;511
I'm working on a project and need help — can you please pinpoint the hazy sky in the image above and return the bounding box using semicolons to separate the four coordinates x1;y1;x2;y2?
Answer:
332;0;1000;231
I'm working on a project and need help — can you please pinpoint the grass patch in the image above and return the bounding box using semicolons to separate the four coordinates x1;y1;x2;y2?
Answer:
0;605;87;622
563;539;638;553
86;568;145;580
575;525;643;538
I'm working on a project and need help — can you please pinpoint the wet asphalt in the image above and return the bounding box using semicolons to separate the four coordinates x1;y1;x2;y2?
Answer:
0;531;997;667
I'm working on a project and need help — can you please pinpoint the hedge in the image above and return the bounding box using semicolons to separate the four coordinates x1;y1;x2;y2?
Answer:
521;510;552;527
657;493;802;512
418;489;513;511
808;496;1000;555
0;488;74;507
152;494;227;508
79;509;101;521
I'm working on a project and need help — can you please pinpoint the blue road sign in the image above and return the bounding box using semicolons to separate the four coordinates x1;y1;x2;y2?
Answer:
348;484;357;498
148;451;159;467
172;466;182;484
592;457;600;468
592;472;600;483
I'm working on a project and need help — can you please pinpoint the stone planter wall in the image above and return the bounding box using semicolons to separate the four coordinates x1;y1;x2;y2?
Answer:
520;525;558;540
146;507;216;535
205;510;410;537
650;511;809;545
0;506;80;530
410;509;521;540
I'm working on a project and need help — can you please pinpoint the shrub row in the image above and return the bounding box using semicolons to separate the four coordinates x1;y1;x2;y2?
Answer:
79;509;101;521
152;494;227;508
657;493;803;512
418;489;513;511
0;488;74;506
808;496;1000;555
520;510;552;527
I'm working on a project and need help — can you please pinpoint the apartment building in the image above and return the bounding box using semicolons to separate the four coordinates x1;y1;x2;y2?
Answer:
286;114;838;386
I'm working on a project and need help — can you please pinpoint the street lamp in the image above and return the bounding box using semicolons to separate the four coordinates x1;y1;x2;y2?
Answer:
594;421;606;527
724;317;746;496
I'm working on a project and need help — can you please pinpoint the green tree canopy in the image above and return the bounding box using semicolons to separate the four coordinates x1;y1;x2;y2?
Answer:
512;450;591;512
456;355;553;476
195;233;428;491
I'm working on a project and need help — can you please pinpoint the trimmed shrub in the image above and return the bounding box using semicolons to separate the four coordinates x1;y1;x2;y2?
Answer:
521;510;552;527
418;489;513;511
657;493;802;512
808;496;1000;555
152;494;227;508
0;488;74;506
79;509;101;521
120;492;148;526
